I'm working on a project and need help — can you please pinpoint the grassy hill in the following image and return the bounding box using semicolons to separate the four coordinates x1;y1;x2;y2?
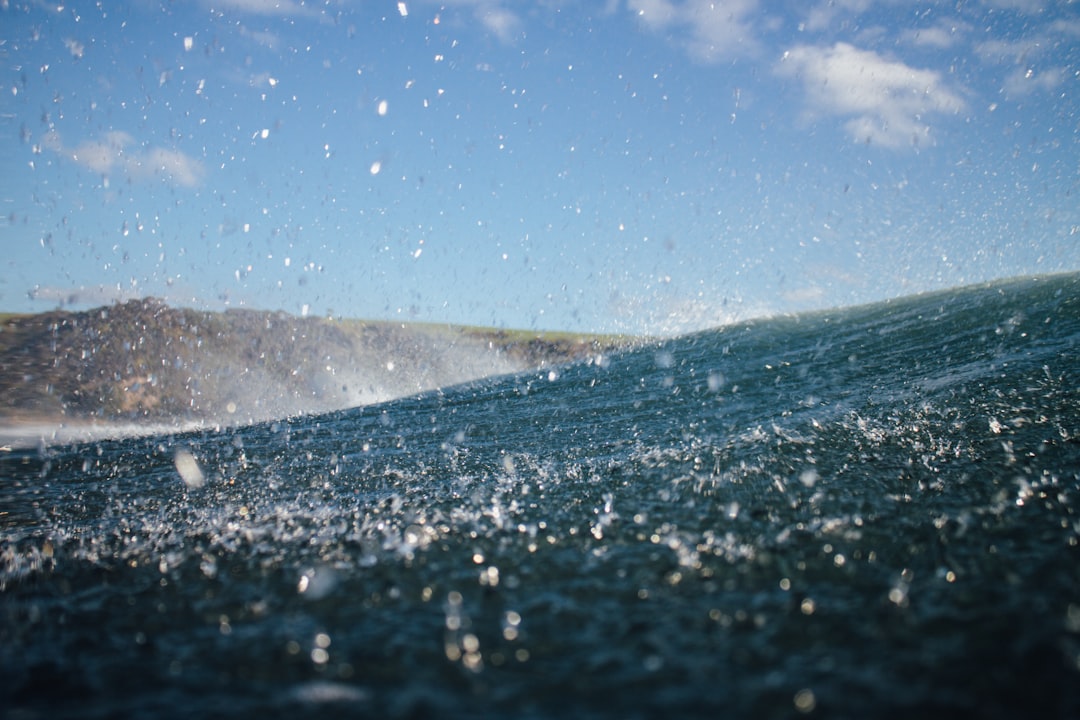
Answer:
0;299;636;438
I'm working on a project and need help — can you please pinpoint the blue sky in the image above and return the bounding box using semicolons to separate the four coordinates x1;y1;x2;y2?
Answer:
1;0;1077;334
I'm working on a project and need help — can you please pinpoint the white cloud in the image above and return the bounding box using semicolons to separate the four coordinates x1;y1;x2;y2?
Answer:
421;0;524;44
973;23;1074;100
630;0;679;28
801;0;872;34
238;26;282;49
201;0;331;28
71;130;133;174
629;0;761;62
776;42;967;149
1002;65;1065;97
975;37;1040;64
477;6;521;43
901;23;964;49
63;37;85;59
55;130;205;188
209;0;309;16
137;147;205;187
1049;19;1080;38
979;0;1046;11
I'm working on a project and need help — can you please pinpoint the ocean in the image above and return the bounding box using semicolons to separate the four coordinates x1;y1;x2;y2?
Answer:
2;273;1079;719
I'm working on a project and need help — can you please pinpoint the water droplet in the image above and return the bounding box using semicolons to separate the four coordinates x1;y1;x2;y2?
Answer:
794;688;816;713
298;567;337;600
174;449;205;489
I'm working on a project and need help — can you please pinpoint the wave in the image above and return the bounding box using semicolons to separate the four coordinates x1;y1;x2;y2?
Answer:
2;271;1075;452
1;271;1078;718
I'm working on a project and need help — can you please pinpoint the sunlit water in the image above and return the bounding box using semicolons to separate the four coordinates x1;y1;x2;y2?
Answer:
3;274;1079;719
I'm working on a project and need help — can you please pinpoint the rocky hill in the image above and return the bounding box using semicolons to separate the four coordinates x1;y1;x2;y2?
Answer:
0;299;633;445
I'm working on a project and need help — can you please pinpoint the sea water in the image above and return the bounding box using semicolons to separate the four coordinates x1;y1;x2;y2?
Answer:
2;274;1079;718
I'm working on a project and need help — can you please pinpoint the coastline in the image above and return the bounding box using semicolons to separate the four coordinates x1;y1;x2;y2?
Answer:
1;299;638;449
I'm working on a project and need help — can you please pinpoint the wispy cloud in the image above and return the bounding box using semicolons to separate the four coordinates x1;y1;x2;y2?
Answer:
775;42;967;149
63;37;85;59
974;19;1077;99
800;0;871;34
1002;65;1066;97
137;146;204;187
1049;18;1080;39
628;0;761;62
421;0;524;44
199;0;331;30
478;6;522;43
208;0;311;16
900;21;967;50
237;26;282;50
980;0;1047;10
47;130;204;188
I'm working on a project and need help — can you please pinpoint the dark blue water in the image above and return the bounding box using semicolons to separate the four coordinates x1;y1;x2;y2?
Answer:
3;274;1080;719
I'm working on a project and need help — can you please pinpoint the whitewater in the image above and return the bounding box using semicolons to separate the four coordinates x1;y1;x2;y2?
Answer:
2;273;1079;718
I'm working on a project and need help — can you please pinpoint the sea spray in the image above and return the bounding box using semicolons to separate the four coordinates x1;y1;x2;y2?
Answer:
2;273;1078;719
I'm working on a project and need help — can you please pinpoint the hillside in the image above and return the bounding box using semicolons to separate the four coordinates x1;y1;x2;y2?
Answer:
0;299;634;445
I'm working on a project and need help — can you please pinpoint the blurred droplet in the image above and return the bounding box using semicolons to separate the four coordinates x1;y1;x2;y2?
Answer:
174;449;205;489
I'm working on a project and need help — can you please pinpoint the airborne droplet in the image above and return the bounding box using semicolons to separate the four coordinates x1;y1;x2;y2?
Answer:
174;448;205;489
